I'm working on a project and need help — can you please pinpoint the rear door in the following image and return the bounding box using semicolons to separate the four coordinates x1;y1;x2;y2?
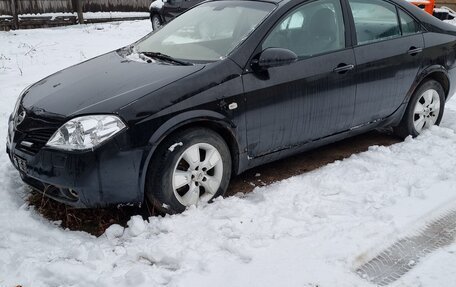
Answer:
347;0;424;126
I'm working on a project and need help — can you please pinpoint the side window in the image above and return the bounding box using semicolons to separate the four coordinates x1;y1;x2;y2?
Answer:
348;0;400;45
262;0;345;58
399;9;421;35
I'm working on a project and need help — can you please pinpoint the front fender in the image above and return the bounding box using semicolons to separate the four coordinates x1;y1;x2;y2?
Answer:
138;110;239;198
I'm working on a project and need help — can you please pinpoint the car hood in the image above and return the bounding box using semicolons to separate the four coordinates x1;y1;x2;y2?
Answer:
21;50;204;117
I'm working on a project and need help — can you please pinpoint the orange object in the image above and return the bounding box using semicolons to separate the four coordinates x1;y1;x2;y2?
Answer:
408;0;435;15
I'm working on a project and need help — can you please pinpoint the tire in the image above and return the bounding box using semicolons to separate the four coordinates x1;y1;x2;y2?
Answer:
151;14;162;31
394;80;445;138
146;128;232;214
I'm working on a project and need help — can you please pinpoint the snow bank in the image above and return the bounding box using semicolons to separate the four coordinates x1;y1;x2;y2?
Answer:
5;12;149;19
1;20;456;287
84;12;150;19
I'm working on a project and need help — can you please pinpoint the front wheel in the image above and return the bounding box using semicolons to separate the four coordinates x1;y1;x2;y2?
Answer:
394;80;445;138
151;14;162;31
146;128;232;214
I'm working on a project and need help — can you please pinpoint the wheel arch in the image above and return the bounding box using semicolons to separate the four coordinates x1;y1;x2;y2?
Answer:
149;9;163;22
139;110;242;198
411;66;450;102
424;71;450;99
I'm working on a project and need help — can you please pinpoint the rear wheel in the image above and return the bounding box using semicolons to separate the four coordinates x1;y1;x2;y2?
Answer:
394;80;445;138
146;128;232;214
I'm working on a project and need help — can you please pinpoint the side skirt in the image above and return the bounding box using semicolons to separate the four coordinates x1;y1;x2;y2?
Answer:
237;103;406;174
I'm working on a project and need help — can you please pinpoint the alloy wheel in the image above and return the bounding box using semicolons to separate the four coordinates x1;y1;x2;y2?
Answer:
172;143;223;206
152;16;161;30
413;89;441;133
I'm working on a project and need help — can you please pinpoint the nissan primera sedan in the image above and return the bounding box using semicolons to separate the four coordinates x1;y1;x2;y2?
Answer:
7;0;456;213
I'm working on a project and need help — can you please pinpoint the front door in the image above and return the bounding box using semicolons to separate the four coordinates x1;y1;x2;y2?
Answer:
243;0;357;158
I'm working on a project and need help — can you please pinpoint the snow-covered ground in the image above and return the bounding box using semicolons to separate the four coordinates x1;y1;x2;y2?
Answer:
1;20;456;286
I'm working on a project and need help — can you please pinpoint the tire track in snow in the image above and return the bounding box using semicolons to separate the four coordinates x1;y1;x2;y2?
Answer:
355;207;456;285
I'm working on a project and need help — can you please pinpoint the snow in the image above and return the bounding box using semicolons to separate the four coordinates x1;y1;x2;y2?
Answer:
83;12;150;20
150;0;165;10
1;20;456;286
1;12;149;19
18;12;76;19
168;142;183;152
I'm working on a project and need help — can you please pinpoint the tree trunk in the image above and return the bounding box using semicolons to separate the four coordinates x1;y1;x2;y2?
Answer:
10;0;19;29
74;0;84;24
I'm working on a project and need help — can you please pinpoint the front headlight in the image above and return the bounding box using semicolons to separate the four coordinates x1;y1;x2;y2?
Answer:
46;115;127;151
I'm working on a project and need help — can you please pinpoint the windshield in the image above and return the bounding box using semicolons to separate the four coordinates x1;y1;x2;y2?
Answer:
135;1;275;62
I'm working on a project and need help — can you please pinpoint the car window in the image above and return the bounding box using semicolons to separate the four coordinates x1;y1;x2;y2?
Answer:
164;8;242;44
279;12;304;30
348;0;400;45
262;0;345;58
399;9;421;35
136;1;275;61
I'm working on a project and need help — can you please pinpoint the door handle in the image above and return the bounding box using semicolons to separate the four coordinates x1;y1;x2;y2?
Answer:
333;64;355;74
408;46;423;56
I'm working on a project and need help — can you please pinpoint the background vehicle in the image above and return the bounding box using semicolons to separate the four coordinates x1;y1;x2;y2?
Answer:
149;0;204;30
7;0;456;214
407;0;455;20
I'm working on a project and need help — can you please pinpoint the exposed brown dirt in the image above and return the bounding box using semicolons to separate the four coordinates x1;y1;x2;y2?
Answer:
27;130;400;236
226;129;400;195
27;191;151;236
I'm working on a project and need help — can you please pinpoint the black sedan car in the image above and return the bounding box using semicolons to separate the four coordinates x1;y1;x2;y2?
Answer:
149;0;204;30
7;0;456;213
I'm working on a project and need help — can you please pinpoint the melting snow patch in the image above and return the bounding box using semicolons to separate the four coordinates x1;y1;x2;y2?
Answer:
169;142;183;152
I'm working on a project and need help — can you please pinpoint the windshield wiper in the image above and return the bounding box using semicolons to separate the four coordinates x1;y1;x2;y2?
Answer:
140;52;193;66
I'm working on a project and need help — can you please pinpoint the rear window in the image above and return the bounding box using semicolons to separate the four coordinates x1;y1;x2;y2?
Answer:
348;0;401;45
399;9;421;35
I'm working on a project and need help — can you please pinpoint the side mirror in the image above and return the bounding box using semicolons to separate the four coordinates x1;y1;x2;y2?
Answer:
252;48;298;70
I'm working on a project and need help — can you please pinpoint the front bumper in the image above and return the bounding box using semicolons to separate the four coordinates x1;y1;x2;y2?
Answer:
7;118;145;208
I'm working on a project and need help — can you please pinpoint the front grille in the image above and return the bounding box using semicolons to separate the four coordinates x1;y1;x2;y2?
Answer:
19;128;58;154
15;111;64;155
